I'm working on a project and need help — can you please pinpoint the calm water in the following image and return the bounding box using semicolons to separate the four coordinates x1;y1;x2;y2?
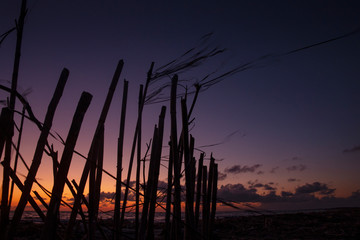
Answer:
10;210;256;223
10;208;324;223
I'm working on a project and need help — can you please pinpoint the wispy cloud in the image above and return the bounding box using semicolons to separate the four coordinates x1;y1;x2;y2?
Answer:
286;164;307;172
288;178;300;182
218;172;227;181
343;145;360;153
224;164;262;174
270;166;279;174
248;181;277;191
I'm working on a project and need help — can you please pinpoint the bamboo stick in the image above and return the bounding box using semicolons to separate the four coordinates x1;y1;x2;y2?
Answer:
41;91;92;240
7;68;69;239
165;138;173;239
209;163;218;240
113;79;128;240
0;107;11;161
181;98;195;240
65;60;123;240
33;191;48;210
170;75;181;240
1;1;27;231
146;106;166;240
135;84;143;240
89;134;103;239
120;62;154;230
205;154;215;240
194;153;204;229
8;107;25;209
202;165;208;240
3;164;46;221
139;126;159;240
93;125;105;227
71;179;89;234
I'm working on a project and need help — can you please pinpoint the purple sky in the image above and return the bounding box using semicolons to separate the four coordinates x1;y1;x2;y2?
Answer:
1;0;360;211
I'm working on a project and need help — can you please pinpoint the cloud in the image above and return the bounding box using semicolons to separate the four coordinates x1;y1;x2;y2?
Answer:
264;184;276;191
224;164;262;174
217;184;260;202
218;182;338;205
248;181;277;191
270;167;279;174
295;182;335;196
281;191;294;197
286;164;307;172
343;145;360;153
288;178;300;182
98;191;115;202
349;189;360;199
217;172;227;181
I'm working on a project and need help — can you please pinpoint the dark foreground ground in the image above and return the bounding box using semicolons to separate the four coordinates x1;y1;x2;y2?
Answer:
213;207;360;239
8;207;360;239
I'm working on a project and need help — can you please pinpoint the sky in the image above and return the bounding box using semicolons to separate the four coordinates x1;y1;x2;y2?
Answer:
1;0;360;212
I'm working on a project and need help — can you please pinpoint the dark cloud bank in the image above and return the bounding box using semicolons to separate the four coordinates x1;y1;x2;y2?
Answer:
217;182;360;210
93;180;360;211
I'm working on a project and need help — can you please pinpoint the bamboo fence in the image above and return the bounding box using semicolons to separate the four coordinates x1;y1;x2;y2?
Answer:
0;3;222;239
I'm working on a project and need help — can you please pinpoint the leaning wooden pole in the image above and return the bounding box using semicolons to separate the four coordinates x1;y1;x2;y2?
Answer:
89;124;105;240
146;106;166;240
7;68;68;239
120;62;154;228
1;0;27;230
209;163;218;240
114;79;128;240
170;75;182;240
4;165;46;222
181;99;195;240
202;165;208;239
0;108;11;161
135;84;143;240
194;152;204;229
41;91;92;240
205;154;215;240
9;107;25;209
65;60;123;240
139;126;159;240
164;138;173;240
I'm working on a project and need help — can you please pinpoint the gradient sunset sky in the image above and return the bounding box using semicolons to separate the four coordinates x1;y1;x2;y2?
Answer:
1;0;360;211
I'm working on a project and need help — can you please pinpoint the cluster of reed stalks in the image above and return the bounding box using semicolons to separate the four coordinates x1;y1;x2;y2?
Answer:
1;1;222;239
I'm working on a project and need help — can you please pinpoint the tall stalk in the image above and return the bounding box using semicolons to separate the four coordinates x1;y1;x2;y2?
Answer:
170;75;181;240
41;91;92;240
146;106;166;239
120;62;154;228
114;80;128;240
209;163;218;240
65;60;123;240
194;152;204;229
135;84;143;240
1;0;27;231
8;107;25;209
7;68;68;239
165;138;173;239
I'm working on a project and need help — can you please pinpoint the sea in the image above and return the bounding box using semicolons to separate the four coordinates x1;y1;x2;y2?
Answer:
10;208;326;223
